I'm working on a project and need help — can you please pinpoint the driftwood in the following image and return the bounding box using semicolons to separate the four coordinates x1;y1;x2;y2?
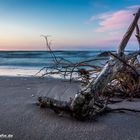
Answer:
37;8;140;120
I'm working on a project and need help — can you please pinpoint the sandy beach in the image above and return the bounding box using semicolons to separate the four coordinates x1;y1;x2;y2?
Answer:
0;76;140;140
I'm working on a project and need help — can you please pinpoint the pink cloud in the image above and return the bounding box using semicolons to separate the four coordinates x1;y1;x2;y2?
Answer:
87;5;140;49
90;5;140;32
95;10;133;32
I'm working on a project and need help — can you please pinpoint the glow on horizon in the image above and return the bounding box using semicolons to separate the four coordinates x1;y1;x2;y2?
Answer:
0;0;140;50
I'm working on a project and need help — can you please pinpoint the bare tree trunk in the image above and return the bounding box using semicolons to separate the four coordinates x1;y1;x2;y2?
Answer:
70;8;140;111
135;24;140;49
117;8;140;56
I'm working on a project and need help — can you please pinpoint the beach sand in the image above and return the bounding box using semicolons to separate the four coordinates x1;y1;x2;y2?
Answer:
0;76;140;140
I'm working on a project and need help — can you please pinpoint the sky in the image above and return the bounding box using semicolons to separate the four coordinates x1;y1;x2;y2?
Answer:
0;0;140;50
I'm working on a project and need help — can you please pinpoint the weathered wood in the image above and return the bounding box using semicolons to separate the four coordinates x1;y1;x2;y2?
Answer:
38;94;108;120
117;8;140;56
69;8;140;116
37;8;140;120
135;24;140;48
38;97;71;113
86;8;140;95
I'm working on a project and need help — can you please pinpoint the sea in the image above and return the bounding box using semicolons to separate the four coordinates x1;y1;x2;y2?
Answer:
0;50;132;77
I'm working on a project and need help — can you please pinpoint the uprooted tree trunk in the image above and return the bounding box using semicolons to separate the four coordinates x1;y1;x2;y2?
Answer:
37;8;140;120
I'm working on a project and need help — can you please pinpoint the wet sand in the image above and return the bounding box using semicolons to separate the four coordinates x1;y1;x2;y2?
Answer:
0;76;140;140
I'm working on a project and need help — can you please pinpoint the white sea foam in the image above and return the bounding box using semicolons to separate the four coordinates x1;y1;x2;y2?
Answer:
0;67;39;77
0;66;79;79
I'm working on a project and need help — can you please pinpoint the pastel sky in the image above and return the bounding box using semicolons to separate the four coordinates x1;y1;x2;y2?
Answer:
0;0;140;50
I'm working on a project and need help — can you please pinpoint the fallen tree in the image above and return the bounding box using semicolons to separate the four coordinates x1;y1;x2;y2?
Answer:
37;8;140;120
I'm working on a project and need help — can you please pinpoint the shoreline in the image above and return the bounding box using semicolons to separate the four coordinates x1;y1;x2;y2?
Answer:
0;67;41;77
0;67;80;79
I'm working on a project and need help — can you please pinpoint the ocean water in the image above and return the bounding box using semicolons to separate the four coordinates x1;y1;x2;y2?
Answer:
0;50;113;77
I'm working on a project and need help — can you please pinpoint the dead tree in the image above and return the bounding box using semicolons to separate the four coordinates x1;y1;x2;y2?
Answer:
136;24;140;49
37;8;140;120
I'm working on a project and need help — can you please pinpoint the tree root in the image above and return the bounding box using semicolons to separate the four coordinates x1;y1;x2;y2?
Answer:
37;96;108;120
36;8;140;121
109;108;140;113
